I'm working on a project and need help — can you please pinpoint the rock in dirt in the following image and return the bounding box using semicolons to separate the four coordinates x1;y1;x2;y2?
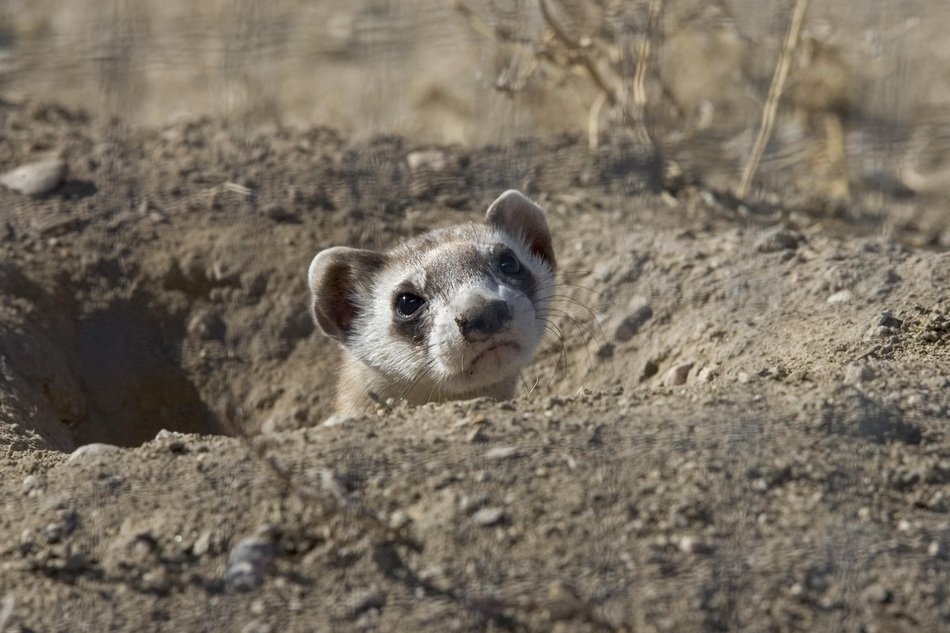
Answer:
677;535;712;555
21;474;41;493
322;413;357;428
406;150;446;172
755;228;804;253
346;589;386;616
640;359;660;381
484;446;519;460
613;300;653;342
0;159;67;196
862;583;892;604
472;507;506;527
192;531;213;557
262;203;300;223
225;537;276;591
68;443;121;462
545;581;582;621
662;362;694;386
827;289;853;305
878;311;903;329
844;362;876;384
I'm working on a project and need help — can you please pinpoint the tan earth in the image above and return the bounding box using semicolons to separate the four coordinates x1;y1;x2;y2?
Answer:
0;96;947;632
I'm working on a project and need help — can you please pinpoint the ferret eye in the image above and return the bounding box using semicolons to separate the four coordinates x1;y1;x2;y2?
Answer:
395;293;425;317
498;252;522;275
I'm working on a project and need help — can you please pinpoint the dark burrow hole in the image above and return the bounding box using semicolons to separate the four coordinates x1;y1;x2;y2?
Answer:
2;269;229;450
66;300;227;447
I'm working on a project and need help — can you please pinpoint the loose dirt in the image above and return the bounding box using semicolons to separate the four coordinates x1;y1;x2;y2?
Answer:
0;100;947;632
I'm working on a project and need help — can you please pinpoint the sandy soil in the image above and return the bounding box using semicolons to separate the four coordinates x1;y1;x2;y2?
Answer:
0;99;948;631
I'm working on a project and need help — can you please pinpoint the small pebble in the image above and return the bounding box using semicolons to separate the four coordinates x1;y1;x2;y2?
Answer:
662;362;694;386
467;427;487;443
322;413;357;428
21;474;40;493
613;302;653;342
67;443;121;463
192;531;213;557
225;537;276;591
472;507;506;527
878;312;902;329
640;360;660;381
406;150;446;172
546;581;581;621
677;535;711;555
0;159;67;196
827;289;853;305
920;331;940;343
844;363;876;384
865;324;892;340
862;583;891;604
755;228;803;253
484;446;519;460
346;589;385;616
262;203;300;223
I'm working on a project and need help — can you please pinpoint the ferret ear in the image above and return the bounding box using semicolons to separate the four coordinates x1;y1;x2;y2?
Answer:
485;189;556;271
308;246;386;342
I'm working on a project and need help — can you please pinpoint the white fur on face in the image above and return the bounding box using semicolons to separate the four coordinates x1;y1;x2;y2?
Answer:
346;225;554;399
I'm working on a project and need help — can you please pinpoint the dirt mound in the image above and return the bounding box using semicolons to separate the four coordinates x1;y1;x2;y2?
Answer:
0;101;948;631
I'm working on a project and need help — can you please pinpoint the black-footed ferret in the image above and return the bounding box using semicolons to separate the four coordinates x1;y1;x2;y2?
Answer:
308;190;556;413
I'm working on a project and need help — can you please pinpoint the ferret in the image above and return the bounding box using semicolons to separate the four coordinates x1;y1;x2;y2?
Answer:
308;190;556;413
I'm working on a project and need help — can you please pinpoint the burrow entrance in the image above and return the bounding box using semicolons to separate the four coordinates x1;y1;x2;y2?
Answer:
1;264;228;450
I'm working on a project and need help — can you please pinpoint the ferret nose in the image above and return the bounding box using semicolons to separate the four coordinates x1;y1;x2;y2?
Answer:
455;300;511;340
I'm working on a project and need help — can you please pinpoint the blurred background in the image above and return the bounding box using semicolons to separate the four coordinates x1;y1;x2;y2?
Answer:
1;0;949;227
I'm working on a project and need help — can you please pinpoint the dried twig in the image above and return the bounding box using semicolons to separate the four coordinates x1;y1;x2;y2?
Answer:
537;0;625;115
455;0;667;157
632;0;665;115
736;0;810;198
588;91;608;150
452;0;496;40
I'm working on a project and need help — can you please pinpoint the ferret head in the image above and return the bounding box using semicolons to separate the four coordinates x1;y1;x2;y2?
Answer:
308;190;556;400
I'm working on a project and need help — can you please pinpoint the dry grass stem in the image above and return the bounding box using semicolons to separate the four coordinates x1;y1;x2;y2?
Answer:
736;0;811;198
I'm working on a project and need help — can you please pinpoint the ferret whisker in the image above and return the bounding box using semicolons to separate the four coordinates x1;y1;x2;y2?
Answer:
541;306;602;347
549;310;596;372
397;360;436;405
543;295;611;344
540;320;568;384
521;372;542;399
538;283;613;306
540;306;600;346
